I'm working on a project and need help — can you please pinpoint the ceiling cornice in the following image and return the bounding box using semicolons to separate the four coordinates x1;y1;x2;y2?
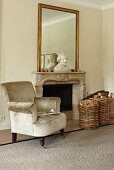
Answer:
103;2;114;10
49;0;114;10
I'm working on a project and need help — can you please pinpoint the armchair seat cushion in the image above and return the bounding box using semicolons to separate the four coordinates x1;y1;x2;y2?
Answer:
10;111;66;137
37;113;63;124
33;113;66;137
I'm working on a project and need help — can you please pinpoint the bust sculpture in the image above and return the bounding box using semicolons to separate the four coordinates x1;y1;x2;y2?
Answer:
53;53;71;73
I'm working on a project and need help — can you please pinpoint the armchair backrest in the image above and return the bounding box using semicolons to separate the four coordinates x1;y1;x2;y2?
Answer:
1;81;36;102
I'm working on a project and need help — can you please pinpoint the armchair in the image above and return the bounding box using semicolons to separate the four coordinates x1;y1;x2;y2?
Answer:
1;81;66;147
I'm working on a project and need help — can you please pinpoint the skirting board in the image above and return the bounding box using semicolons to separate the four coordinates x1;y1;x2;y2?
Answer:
0;123;10;130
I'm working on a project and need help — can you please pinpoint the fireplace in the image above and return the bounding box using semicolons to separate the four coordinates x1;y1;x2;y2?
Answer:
43;84;72;112
32;72;86;120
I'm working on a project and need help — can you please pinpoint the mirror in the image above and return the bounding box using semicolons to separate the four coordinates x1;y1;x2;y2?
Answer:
37;3;79;72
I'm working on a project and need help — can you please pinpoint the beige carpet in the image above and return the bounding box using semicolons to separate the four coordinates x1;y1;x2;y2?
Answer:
0;125;114;170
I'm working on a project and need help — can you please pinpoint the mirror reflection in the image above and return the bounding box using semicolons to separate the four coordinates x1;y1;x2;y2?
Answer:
41;8;76;71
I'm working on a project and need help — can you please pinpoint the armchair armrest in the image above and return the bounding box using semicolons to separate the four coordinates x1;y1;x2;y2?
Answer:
35;97;61;113
8;102;34;111
8;102;38;124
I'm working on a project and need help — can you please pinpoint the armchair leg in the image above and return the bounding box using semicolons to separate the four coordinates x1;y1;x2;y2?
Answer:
12;133;17;143
40;137;45;147
60;129;64;137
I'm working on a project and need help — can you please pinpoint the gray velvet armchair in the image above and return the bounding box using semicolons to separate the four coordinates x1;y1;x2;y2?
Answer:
1;81;66;147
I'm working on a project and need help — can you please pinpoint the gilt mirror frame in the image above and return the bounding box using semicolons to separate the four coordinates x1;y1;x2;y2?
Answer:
37;3;79;72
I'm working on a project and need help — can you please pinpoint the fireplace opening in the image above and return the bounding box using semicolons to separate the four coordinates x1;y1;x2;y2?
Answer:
43;84;72;112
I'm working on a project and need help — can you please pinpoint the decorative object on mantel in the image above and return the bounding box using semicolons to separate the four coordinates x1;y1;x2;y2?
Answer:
53;53;71;73
78;90;112;129
77;69;85;73
41;53;58;72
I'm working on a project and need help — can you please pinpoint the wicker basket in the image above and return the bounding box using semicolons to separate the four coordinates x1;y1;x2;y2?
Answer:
97;98;112;126
78;99;99;129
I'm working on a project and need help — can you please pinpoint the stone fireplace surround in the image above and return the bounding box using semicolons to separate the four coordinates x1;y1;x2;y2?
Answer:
32;72;86;120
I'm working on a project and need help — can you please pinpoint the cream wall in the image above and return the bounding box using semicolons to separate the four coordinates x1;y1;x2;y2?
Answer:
103;8;114;93
0;0;103;129
0;0;38;129
0;0;103;92
79;7;103;93
0;0;9;129
0;0;2;82
0;0;37;82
